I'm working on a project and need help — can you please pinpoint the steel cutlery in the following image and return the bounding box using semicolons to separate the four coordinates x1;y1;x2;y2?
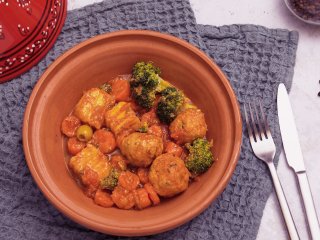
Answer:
244;101;299;240
278;83;320;240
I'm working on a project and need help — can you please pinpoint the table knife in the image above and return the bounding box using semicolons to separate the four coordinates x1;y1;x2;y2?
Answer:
277;83;320;240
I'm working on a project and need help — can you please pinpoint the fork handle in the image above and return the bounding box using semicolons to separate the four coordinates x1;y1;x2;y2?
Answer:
296;172;320;240
268;162;300;240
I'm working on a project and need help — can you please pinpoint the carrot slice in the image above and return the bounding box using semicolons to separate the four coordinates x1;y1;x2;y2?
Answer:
118;171;140;191
94;189;114;207
137;168;149;184
133;188;152;209
111;186;135;209
110;155;127;171
164;141;183;157
67;137;86;155
144;183;160;205
61;115;81;137
91;129;116;154
141;109;160;126
110;77;131;102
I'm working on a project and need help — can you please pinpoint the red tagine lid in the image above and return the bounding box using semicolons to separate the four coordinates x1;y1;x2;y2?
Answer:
0;0;67;83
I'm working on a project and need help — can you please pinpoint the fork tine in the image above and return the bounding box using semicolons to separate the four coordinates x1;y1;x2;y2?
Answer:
253;102;266;139
244;104;255;143
258;100;271;138
248;102;260;141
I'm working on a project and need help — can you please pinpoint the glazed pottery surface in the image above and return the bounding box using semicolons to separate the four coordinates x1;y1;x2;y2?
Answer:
23;30;242;236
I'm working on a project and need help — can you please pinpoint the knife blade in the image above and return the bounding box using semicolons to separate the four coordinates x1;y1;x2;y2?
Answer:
277;84;305;172
277;83;320;240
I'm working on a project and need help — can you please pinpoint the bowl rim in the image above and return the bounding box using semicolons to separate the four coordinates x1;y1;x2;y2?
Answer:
283;0;320;26
23;29;242;236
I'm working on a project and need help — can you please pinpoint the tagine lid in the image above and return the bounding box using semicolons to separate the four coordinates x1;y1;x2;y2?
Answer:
0;0;67;83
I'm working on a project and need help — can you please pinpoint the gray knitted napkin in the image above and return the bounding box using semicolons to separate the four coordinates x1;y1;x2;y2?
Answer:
0;0;298;239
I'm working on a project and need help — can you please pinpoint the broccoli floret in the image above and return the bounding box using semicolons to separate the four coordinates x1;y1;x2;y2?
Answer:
132;62;161;83
156;87;184;124
132;85;156;109
101;168;120;190
185;138;214;175
131;61;161;90
131;62;162;109
155;78;172;92
99;83;112;93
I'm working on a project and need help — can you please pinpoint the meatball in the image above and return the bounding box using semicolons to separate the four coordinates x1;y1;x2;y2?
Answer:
148;153;190;197
119;132;163;167
169;108;207;144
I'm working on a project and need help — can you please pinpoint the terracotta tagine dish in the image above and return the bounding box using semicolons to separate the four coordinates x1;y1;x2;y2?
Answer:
23;30;242;236
0;0;67;83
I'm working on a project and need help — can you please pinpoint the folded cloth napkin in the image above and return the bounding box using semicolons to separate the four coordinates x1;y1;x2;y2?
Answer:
0;0;298;239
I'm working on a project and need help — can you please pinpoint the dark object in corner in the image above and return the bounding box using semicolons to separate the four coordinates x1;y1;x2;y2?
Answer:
289;0;320;22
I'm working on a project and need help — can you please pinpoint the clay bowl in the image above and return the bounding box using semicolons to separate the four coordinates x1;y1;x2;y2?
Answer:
283;0;320;25
23;30;242;236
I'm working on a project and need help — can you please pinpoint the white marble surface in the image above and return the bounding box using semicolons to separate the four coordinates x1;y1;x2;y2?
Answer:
68;0;320;239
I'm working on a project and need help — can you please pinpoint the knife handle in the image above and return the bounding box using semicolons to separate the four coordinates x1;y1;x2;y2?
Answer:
268;162;300;240
297;172;320;240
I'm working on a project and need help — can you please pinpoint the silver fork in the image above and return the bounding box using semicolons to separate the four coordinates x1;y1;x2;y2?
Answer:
244;101;300;240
